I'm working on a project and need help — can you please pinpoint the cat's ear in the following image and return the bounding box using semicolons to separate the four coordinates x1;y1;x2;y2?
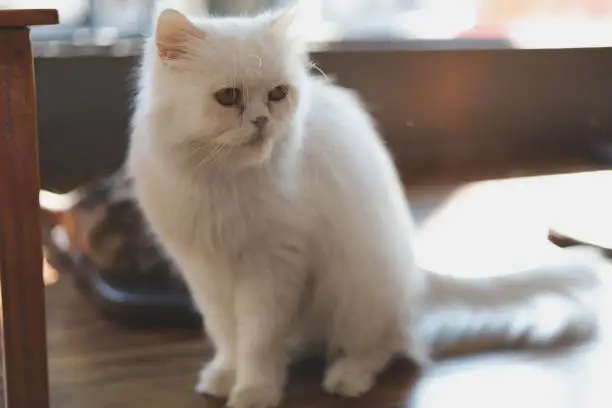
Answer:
269;1;304;37
155;9;203;61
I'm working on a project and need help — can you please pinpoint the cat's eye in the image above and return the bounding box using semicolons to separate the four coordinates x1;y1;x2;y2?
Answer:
214;87;242;107
268;85;289;102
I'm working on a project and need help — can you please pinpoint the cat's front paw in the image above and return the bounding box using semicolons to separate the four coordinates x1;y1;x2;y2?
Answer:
323;358;376;397
228;383;282;408
195;361;236;398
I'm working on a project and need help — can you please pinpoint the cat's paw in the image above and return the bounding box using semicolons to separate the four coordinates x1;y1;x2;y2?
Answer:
195;362;236;398
228;383;282;408
322;358;376;397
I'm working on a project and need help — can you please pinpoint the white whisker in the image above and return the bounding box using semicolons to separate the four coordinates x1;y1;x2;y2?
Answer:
309;60;328;80
195;143;223;169
205;144;230;170
188;142;213;156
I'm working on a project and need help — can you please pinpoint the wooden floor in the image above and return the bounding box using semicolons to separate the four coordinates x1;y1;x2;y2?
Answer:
6;170;612;408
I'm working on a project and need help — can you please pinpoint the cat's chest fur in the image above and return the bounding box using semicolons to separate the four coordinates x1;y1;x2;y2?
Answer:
135;159;309;265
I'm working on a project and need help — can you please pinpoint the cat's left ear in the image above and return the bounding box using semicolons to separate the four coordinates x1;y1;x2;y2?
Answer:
155;9;204;61
269;1;304;38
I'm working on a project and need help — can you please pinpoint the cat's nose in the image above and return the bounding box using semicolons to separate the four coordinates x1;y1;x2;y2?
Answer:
251;116;269;130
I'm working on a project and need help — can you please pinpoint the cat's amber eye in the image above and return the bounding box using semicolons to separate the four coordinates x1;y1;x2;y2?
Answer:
214;87;242;107
268;85;289;102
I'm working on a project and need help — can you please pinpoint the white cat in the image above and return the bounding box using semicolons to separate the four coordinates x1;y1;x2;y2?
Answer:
127;5;603;408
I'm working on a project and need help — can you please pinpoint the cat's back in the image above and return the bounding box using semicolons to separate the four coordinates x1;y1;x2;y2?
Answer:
304;76;375;145
301;76;403;200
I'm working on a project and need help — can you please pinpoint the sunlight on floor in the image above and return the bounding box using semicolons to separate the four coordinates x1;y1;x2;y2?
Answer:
415;363;576;408
416;171;610;278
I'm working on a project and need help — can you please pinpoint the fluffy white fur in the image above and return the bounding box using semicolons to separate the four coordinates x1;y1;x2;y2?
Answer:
127;6;603;408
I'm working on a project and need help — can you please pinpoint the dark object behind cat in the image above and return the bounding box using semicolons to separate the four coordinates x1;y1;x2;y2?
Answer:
41;169;199;327
43;169;172;275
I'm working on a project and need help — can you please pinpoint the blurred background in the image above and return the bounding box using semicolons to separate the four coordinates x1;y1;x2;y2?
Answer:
4;0;609;194
2;0;612;46
0;1;607;196
2;0;612;206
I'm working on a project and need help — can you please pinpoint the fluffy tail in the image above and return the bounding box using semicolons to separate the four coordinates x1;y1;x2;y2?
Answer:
419;246;606;359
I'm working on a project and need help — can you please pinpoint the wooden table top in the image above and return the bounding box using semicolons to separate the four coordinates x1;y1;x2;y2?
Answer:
0;9;58;27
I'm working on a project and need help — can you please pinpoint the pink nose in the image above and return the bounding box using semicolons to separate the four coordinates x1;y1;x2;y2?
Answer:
251;116;269;130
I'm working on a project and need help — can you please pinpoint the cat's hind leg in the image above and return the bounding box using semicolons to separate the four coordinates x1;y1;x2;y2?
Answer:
318;251;429;397
322;347;396;397
318;277;400;396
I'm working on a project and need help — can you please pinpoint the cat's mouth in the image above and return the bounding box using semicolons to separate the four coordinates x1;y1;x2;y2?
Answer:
244;131;267;146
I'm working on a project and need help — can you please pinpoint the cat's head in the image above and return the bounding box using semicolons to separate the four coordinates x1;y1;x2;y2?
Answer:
140;4;309;170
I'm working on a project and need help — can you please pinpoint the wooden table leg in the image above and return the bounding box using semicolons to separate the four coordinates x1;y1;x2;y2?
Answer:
0;27;50;408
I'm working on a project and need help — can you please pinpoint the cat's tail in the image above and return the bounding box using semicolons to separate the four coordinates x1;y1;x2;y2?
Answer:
418;245;606;360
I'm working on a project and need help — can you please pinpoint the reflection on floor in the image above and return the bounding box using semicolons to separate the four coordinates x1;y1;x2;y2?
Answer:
12;171;612;407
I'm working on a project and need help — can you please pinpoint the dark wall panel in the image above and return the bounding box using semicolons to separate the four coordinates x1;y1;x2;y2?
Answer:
35;47;612;191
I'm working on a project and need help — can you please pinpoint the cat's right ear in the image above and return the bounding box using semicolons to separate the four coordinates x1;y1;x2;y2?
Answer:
155;9;203;61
